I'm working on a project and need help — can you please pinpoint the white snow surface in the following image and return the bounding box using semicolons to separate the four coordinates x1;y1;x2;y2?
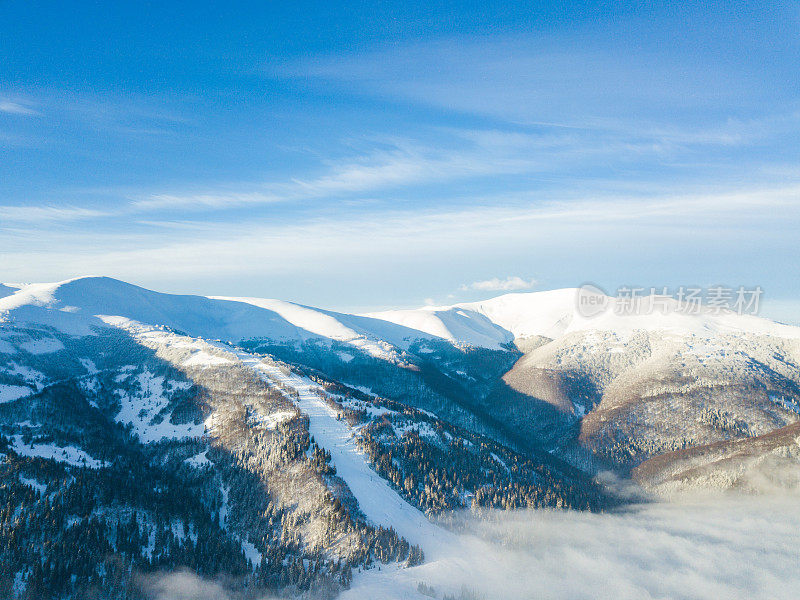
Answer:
366;288;800;349
10;435;102;468
19;475;47;495
210;295;415;360
79;358;98;374
181;351;233;367
184;450;212;468
114;369;203;443
0;385;33;404
241;539;262;567
3;277;799;353
19;337;64;355
0;277;425;360
254;409;295;430
101;316;238;369
232;350;454;556
3;359;50;391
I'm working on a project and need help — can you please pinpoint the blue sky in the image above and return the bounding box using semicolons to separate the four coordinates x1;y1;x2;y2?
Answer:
1;1;799;318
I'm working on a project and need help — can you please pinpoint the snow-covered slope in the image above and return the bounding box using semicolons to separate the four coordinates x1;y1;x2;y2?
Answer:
364;289;580;347
632;421;800;493
3;275;800;508
366;289;800;349
0;284;20;301
5;278;797;356
210;295;436;357
0;277;434;360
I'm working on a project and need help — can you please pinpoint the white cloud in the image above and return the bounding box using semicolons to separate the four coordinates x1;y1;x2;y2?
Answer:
0;100;38;116
134;191;284;211
125;116;800;215
3;184;798;307
132;139;542;212
460;276;537;292
114;493;800;600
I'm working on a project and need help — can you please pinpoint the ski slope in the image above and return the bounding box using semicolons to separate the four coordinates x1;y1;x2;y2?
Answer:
231;349;454;557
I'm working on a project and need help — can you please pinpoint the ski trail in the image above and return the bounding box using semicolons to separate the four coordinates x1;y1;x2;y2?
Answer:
232;349;455;557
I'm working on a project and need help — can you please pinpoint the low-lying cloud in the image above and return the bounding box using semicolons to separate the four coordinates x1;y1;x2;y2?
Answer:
139;569;234;600
138;494;800;600
343;495;800;600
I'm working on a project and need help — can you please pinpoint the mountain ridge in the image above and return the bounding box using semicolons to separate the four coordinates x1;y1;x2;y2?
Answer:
4;276;799;351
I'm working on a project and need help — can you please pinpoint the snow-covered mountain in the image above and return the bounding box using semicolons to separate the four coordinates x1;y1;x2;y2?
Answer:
5;276;798;353
0;276;440;353
4;277;800;468
1;276;800;596
366;288;800;349
0;276;608;599
365;288;800;484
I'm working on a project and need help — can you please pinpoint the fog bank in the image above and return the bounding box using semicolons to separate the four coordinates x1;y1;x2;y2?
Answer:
345;495;800;600
140;495;800;600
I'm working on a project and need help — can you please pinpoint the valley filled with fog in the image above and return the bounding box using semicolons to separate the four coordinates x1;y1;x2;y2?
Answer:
146;491;800;600
350;491;800;600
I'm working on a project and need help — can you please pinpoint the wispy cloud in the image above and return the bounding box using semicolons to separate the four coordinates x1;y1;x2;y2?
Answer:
0;100;39;116
0;205;107;223
460;276;537;292
278;35;782;125
129;122;747;214
134;191;285;211
131;137;543;211
275;34;800;158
